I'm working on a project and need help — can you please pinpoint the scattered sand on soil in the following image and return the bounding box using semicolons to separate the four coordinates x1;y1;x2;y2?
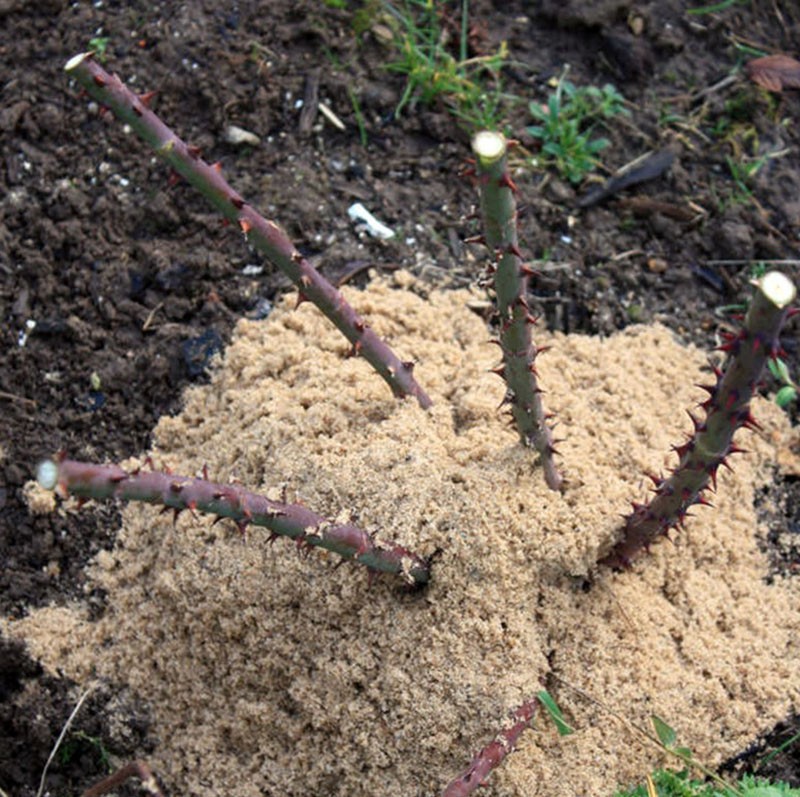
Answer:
10;275;800;796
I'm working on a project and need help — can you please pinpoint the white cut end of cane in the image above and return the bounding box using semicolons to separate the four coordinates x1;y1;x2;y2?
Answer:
471;130;507;166
65;52;92;72
761;270;797;309
37;460;59;490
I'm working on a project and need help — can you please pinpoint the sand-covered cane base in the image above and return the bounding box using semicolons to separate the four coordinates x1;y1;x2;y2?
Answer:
10;274;800;796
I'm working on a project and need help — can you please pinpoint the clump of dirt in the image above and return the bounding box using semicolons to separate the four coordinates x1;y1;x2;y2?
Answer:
8;277;800;796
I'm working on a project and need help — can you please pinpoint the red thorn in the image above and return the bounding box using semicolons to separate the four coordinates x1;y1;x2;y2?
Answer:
239;218;252;235
498;172;518;193
741;411;762;431
671;440;694;459
138;91;157;107
645;471;664;490
187;144;202;159
686;410;704;433
230;195;245;210
295;291;309;309
93;75;106;88
211;161;223;173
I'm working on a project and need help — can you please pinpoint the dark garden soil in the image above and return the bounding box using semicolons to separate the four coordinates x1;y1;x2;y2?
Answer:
2;1;800;794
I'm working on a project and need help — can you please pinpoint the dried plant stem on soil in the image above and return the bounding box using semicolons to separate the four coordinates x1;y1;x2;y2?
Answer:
37;457;430;586
471;131;561;491
603;270;797;567
81;761;163;797
63;52;431;409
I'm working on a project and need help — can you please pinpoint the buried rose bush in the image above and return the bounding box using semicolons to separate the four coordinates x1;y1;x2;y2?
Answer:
14;53;800;797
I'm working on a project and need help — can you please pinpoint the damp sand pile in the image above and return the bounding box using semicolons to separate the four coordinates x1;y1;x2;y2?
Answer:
11;275;800;796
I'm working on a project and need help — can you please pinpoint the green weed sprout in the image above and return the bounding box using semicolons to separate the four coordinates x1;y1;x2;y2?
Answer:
382;0;509;129
527;73;628;184
613;715;800;797
725;153;768;205
615;771;800;797
768;357;798;409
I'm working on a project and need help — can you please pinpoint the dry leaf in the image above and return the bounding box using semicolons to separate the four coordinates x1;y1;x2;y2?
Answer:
746;53;800;92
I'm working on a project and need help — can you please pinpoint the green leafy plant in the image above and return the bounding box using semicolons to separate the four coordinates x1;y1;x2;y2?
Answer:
768;357;798;409
615;770;800;797
382;0;510;129
526;73;629;184
58;730;112;772
614;716;800;797
88;36;110;60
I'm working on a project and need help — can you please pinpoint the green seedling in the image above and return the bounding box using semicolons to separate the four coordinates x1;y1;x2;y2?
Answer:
615;715;792;797
767;357;798;409
58;730;112;773
526;73;628;184
382;0;510;129
725;153;768;204
88;36;110;60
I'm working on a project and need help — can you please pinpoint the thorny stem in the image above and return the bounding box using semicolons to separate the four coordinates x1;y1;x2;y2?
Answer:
471;131;562;491
441;695;539;797
64;52;432;410
602;270;797;568
38;458;431;586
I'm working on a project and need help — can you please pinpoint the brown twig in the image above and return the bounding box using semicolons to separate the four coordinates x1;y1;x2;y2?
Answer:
81;760;164;797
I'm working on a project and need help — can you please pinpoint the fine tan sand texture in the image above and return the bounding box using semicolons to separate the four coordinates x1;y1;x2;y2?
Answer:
11;275;800;796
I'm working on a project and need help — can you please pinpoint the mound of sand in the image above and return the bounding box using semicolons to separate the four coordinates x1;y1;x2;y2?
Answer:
11;275;800;796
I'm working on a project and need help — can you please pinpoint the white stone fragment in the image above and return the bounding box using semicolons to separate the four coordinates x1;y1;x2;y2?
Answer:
223;125;261;147
347;203;395;240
